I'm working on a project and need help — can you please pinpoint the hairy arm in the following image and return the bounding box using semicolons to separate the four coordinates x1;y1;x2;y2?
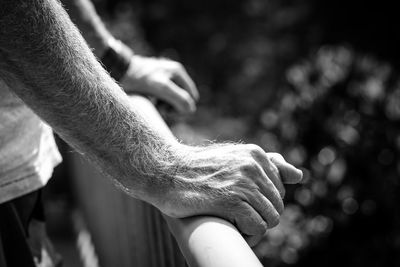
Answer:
0;0;302;245
61;0;199;112
0;0;178;204
61;0;112;57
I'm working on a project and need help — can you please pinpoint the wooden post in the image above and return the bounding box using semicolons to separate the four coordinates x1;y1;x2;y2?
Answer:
68;95;263;267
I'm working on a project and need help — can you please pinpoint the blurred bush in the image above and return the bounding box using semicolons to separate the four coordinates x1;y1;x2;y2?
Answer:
255;46;400;267
95;0;400;266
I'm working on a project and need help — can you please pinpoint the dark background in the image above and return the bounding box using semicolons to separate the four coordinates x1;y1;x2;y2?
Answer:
48;0;400;266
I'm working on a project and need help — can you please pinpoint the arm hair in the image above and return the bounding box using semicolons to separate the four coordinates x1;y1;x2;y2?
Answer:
0;0;181;202
61;0;113;57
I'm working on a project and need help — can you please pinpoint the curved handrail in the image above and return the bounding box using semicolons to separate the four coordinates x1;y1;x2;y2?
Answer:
129;95;263;267
165;216;263;267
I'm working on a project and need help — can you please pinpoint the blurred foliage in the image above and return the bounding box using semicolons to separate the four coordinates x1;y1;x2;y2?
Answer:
95;0;400;266
255;46;400;267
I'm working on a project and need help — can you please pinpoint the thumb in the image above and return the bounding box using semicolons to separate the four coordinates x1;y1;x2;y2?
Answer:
267;153;303;184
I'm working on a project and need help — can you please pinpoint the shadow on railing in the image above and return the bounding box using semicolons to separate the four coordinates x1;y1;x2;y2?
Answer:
67;95;263;267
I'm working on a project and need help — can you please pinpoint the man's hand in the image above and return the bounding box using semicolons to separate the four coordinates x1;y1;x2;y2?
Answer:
0;0;300;248
151;144;302;247
62;0;199;113
121;55;199;114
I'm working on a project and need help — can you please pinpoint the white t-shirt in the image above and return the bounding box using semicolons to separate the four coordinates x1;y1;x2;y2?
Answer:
0;79;62;204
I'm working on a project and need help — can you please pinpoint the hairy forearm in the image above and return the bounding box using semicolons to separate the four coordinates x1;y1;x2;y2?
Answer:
61;0;112;57
0;0;179;202
0;1;303;240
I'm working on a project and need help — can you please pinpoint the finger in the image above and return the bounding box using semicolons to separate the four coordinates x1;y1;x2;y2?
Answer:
252;150;286;198
248;191;281;228
233;202;268;237
254;172;284;214
267;153;303;184
244;233;264;247
157;81;196;113
172;66;200;101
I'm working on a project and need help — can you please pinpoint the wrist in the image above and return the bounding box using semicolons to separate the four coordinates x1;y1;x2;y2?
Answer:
134;141;188;206
101;38;133;81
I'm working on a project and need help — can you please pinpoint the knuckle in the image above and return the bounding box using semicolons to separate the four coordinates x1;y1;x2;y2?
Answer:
158;81;171;91
234;204;268;236
243;217;267;236
267;152;285;162
222;191;244;209
240;160;260;175
269;163;280;177
246;144;265;156
230;192;244;205
256;221;268;235
170;61;183;70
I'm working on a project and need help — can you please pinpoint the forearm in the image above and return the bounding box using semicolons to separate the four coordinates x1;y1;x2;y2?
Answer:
61;0;114;57
0;0;179;203
62;0;134;82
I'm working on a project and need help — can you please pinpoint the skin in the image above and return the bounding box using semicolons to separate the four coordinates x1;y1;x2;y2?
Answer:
63;0;199;113
0;0;302;245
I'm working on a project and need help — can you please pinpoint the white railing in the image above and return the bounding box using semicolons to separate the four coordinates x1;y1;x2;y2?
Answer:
166;216;263;267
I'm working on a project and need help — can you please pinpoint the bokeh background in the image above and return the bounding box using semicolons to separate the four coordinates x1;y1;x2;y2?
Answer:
46;0;400;266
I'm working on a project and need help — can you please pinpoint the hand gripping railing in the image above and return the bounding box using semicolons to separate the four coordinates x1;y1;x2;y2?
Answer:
68;95;263;267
